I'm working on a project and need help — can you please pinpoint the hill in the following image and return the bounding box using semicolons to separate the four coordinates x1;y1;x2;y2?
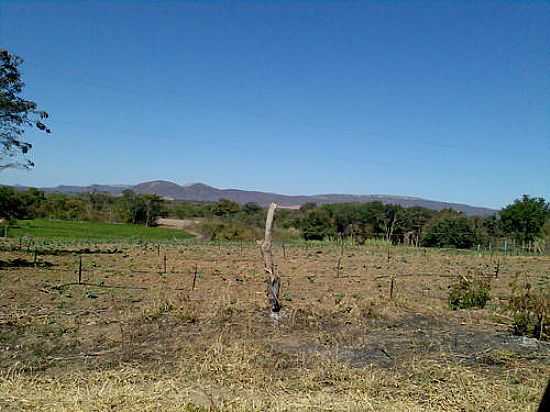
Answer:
7;180;496;216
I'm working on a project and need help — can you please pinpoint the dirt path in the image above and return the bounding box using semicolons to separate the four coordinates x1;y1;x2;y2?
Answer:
156;218;203;238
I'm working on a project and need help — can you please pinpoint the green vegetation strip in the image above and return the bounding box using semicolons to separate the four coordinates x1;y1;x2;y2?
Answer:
7;219;192;241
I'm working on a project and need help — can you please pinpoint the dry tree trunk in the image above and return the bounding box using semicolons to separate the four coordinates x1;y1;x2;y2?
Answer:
262;202;280;312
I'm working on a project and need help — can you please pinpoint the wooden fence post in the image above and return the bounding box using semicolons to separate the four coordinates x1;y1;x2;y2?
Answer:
78;255;82;284
336;235;344;277
192;264;198;290
262;203;280;313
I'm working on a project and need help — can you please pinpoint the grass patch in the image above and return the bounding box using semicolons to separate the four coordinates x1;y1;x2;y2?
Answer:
8;219;192;242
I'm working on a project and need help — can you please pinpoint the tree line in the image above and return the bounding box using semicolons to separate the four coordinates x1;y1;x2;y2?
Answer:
0;187;164;227
296;195;549;249
1;186;548;250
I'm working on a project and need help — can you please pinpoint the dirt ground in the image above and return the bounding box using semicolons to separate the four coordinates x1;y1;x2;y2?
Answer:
0;239;549;411
156;218;204;238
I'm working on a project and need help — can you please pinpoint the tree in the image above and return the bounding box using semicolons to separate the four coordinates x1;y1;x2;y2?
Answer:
0;186;25;219
142;194;165;227
400;206;435;234
499;195;549;243
117;190;165;226
380;204;404;242
300;207;335;240
544;220;550;240
212;198;240;216
1;49;51;169
0;186;45;220
242;202;262;215
422;213;479;249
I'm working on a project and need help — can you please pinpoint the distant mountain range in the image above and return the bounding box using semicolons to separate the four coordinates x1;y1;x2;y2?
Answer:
9;180;496;216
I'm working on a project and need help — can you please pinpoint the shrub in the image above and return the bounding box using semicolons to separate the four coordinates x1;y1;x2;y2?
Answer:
448;275;491;310
508;276;549;340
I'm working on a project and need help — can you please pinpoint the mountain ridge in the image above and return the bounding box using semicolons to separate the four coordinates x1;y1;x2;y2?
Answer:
8;180;496;216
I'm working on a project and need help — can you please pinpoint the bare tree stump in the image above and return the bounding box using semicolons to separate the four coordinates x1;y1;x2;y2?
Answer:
262;203;281;313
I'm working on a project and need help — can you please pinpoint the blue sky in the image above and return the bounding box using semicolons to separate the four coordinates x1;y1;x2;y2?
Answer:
0;1;548;209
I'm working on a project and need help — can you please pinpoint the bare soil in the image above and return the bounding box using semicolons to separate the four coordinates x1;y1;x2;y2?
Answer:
0;239;548;411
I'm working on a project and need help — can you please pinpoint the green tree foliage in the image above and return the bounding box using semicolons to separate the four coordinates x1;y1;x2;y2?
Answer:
35;193;87;220
171;202;211;219
0;187;165;226
118;190;165;226
300;206;335;240
380;204;404;242
323;202;383;235
0;186;45;220
499;195;549;243
242;202;262;215
481;214;502;239
400;207;434;235
319;202;436;244
117;190;142;224
234;202;264;227
145;194;166;226
1;49;51;169
422;211;479;249
272;207;300;230
6;185;545;253
543;220;550;241
84;192;116;222
212;198;241;217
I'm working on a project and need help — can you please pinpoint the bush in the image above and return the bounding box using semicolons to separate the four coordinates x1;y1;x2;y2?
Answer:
448;275;491;310
508;277;549;340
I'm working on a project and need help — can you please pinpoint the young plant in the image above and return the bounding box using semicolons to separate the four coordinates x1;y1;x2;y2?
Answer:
448;275;491;310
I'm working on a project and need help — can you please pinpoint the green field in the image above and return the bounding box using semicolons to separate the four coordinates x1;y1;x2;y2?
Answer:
6;219;192;241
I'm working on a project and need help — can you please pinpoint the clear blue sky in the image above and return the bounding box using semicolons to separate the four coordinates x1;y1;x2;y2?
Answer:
1;1;549;209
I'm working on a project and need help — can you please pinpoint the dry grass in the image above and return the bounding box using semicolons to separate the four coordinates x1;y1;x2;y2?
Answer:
0;239;548;411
